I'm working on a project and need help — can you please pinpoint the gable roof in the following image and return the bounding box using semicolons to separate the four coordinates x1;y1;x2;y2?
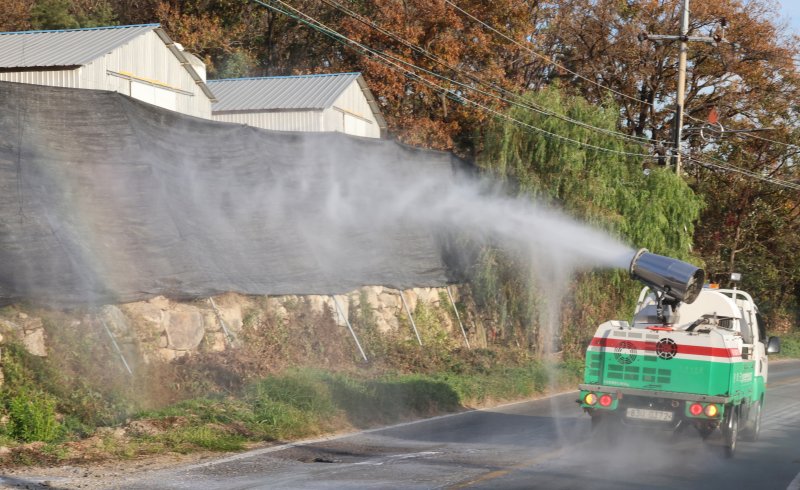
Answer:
0;24;159;68
208;73;386;131
208;72;359;111
0;24;215;102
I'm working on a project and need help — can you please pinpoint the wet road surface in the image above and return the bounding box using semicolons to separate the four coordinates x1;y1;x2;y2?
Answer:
112;359;800;489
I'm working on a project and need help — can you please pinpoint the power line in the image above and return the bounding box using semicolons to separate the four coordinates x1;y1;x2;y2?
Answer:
682;155;800;191
443;0;652;109
726;128;800;152
445;1;800;157
251;0;799;191
250;0;660;159
683;111;800;151
319;0;663;147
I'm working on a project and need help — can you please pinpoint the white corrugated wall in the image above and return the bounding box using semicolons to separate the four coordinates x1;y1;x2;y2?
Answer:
326;80;380;138
81;31;211;119
212;110;324;132
0;68;82;88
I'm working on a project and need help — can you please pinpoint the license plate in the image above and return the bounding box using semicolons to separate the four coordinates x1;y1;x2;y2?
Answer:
626;408;674;421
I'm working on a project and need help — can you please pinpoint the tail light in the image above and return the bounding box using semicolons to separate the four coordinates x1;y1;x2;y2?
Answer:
689;403;703;416
599;394;613;407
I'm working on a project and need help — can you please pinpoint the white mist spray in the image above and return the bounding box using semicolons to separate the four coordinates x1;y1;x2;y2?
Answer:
4;87;635;319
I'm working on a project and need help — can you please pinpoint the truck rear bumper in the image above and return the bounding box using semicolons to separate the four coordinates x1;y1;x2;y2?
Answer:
578;384;731;404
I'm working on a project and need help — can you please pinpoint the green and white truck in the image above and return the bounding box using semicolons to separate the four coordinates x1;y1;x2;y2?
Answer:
578;249;781;457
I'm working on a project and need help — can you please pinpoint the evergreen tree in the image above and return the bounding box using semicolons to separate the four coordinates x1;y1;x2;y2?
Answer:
30;0;79;30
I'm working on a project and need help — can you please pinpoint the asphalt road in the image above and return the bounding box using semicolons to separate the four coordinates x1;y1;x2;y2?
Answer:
112;359;800;490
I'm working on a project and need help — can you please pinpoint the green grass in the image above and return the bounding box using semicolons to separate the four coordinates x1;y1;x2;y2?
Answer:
777;332;800;359
0;337;584;463
124;361;578;454
151;426;248;453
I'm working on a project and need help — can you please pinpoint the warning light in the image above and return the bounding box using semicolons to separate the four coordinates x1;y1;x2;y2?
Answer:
704;404;719;417
584;393;598;405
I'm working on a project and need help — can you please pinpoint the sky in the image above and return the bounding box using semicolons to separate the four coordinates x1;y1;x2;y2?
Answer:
779;0;800;36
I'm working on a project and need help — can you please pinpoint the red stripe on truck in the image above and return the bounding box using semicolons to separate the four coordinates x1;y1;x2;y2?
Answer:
589;337;740;358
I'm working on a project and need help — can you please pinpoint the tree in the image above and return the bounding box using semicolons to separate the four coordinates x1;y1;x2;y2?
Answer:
477;87;702;353
0;0;34;31
30;0;79;29
71;0;117;27
526;0;800;320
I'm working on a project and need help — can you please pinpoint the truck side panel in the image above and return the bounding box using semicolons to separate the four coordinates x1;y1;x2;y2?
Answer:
586;333;755;400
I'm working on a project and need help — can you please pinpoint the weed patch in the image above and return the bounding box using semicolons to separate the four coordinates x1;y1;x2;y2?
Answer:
777;332;800;359
5;389;62;443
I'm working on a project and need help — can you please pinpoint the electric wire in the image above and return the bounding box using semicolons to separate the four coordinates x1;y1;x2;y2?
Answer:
443;0;652;110
683;143;800;190
726;129;800;151
445;0;800;154
318;0;662;147
250;0;661;158
682;155;800;191
251;0;800;190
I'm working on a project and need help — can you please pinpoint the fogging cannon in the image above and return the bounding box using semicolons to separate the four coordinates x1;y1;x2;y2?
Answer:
629;248;705;323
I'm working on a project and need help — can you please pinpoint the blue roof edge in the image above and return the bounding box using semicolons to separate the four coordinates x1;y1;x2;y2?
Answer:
208;72;362;83
0;23;160;36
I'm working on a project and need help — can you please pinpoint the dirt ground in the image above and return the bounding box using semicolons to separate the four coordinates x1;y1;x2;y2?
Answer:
0;447;251;489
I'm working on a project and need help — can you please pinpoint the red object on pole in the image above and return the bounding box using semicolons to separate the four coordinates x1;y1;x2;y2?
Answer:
708;107;719;125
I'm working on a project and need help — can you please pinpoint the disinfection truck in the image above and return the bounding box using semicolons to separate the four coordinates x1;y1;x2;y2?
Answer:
578;249;781;457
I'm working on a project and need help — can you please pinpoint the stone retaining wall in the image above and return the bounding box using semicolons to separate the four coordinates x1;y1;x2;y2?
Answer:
0;286;468;374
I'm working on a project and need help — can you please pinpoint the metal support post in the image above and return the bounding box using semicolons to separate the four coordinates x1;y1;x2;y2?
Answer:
208;297;234;345
399;291;423;346
446;286;470;350
331;295;368;362
100;317;133;375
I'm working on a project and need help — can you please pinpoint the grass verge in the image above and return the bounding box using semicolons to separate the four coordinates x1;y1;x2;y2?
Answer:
777;332;800;359
0;360;582;465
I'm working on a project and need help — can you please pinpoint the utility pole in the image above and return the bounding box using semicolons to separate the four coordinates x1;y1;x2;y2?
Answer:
639;0;726;175
673;0;690;175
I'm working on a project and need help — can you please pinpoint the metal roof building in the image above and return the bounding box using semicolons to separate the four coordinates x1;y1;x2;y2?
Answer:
0;24;215;119
209;73;387;138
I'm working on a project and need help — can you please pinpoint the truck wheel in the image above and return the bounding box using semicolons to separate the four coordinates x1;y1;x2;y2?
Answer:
742;400;762;442
723;407;739;458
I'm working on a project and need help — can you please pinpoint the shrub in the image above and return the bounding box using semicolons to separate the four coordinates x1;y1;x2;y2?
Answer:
778;333;800;359
6;390;62;443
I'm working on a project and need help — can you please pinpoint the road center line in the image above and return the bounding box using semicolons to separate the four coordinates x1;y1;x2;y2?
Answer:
446;447;568;489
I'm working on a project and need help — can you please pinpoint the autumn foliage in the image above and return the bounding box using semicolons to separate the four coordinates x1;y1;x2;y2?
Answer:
2;0;800;319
